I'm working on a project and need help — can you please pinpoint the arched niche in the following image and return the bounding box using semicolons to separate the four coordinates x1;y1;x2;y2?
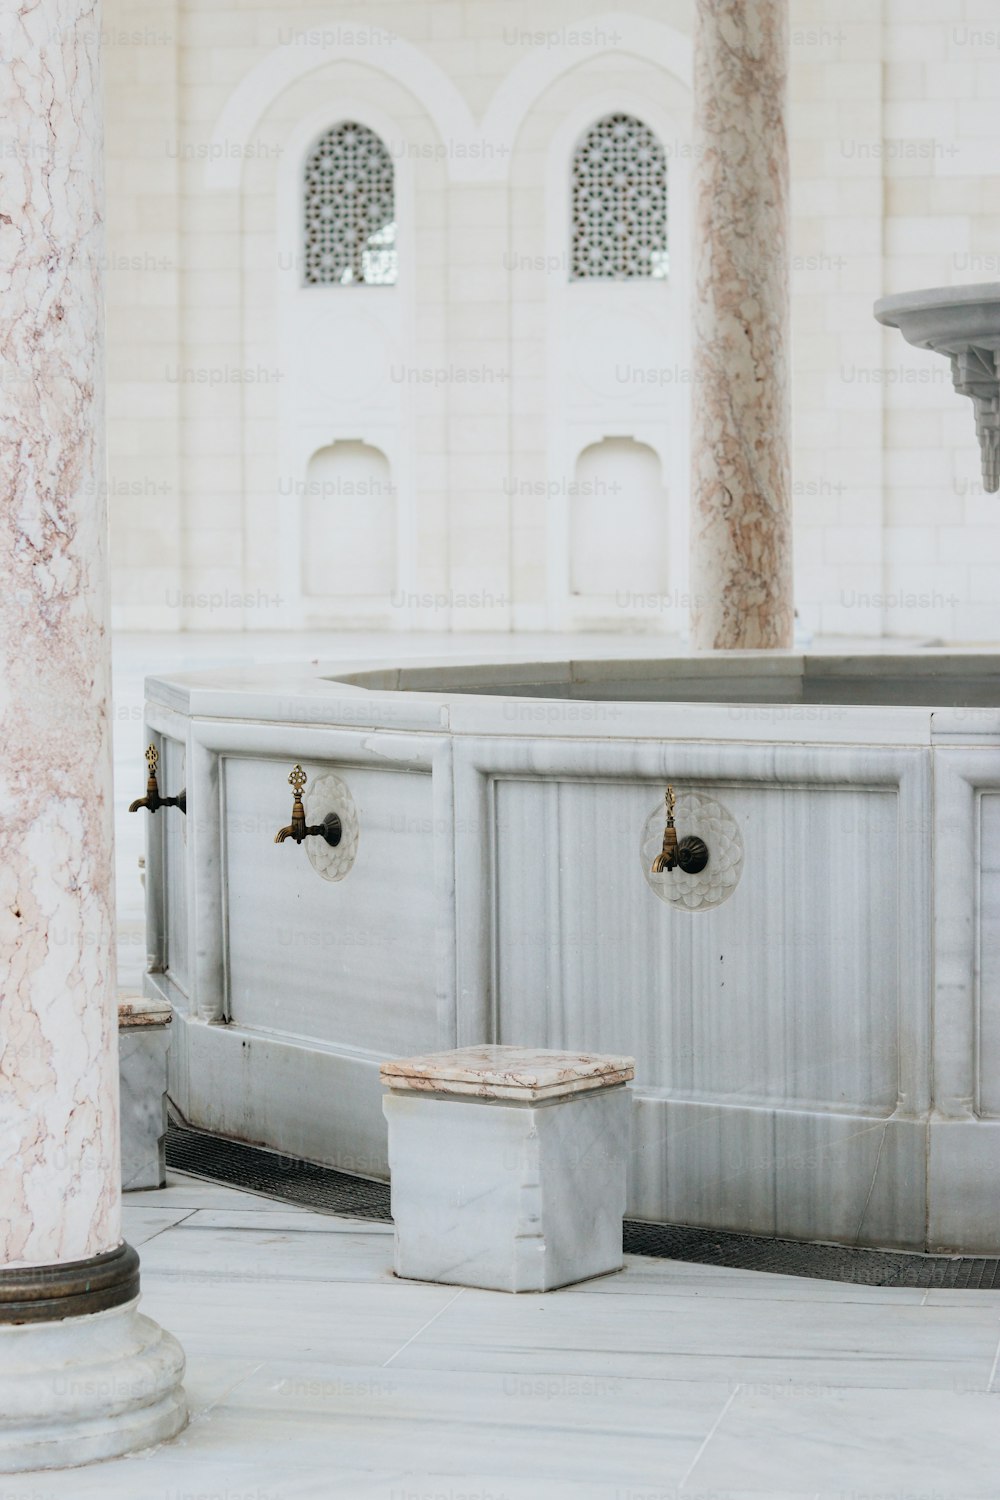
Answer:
302;440;396;599
570;437;666;597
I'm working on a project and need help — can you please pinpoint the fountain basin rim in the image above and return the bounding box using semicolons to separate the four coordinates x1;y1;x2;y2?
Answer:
874;280;1000;320
145;651;1000;741
874;281;1000;350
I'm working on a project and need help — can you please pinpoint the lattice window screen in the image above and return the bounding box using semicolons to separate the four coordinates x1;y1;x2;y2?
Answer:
303;122;398;286
571;114;668;280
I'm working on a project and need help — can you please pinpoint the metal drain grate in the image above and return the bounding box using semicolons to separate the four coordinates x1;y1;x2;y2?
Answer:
166;1119;392;1221
621;1219;1000;1289
165;1119;1000;1288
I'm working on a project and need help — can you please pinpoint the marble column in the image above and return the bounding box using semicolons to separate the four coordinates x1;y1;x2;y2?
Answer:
689;0;793;650
0;0;185;1470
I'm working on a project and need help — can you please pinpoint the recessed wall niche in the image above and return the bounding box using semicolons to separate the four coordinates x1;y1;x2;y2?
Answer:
570;436;667;598
302;439;396;600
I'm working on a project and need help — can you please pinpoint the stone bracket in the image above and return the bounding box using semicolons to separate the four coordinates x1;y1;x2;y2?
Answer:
951;345;1000;494
874;284;1000;496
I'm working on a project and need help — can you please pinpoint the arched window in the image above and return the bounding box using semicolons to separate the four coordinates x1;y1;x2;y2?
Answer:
303;122;397;286
571;114;668;280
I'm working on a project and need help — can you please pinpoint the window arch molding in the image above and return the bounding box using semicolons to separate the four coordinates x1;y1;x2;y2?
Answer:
276;100;415;300
570;112;669;281
536;88;692;628
302;119;398;287
273;101;416;625
204;16;692;191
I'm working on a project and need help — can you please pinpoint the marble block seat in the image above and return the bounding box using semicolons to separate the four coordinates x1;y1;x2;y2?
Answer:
381;1046;634;1293
118;998;171;1191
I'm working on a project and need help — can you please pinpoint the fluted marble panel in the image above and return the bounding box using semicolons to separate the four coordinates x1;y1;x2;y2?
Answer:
0;0;120;1268
161;736;189;996
927;1118;1000;1253
977;791;1000;1115
223;757;440;1057
495;779;900;1111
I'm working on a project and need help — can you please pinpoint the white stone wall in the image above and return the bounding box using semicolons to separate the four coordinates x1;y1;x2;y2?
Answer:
879;0;1000;642
104;0;182;630
102;0;1000;641
788;0;886;641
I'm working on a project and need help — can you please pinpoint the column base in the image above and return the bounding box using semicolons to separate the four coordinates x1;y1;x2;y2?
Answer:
0;1298;186;1472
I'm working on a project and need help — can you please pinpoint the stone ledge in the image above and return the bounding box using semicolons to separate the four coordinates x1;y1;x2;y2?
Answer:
380;1045;635;1103
118;998;172;1029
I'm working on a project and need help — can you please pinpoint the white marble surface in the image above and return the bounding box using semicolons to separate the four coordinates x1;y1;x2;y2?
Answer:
0;1298;185;1473
384;1086;629;1292
381;1044;635;1100
222;749;444;1054
118;1024;169;1191
0;0;120;1270
7;1170;998;1498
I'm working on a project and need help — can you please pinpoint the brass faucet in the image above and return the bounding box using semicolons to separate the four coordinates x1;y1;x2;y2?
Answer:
129;744;186;815
274;764;342;847
651;785;708;874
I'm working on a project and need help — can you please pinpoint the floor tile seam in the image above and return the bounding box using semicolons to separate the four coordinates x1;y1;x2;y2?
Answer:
145;1273;1000;1311
128;1452;738;1490
987;1327;1000;1392
171;1348;981;1387
165;1223;391;1236
377;1359;992;1391
542;1289;998;1314
182;1374;959;1410
406;1289;999;1319
676;1384;741;1489
130;1208;200;1246
563;1284;937;1307
188;1400;735;1443
381;1287;469;1368
182;1359;269;1426
131;1199;323;1214
137;1268;405;1286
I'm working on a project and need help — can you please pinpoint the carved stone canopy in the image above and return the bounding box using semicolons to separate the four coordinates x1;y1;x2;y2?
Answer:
875;282;1000;494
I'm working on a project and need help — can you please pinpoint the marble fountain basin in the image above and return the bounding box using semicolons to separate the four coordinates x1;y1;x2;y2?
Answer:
143;651;1000;1254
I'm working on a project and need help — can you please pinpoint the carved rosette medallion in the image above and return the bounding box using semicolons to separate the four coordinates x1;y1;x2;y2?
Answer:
640;789;744;911
303;773;360;881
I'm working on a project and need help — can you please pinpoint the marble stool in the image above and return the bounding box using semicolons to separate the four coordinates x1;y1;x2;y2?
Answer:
381;1045;635;1293
118;998;172;1190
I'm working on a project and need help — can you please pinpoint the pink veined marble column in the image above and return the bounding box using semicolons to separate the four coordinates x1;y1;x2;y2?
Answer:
689;0;793;650
0;0;184;1470
0;0;119;1272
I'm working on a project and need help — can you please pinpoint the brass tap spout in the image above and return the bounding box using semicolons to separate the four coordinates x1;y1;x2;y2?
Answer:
651;786;680;873
650;785;709;875
274;765;342;847
129;744;186;815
